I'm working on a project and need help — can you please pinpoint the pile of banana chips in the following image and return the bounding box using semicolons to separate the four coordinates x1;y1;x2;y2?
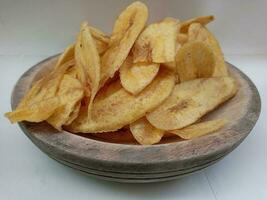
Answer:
6;2;238;145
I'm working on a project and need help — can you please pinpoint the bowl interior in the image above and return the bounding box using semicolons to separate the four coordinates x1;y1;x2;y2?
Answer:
15;55;251;146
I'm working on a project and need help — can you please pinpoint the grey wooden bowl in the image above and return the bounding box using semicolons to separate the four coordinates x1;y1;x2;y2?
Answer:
11;55;261;183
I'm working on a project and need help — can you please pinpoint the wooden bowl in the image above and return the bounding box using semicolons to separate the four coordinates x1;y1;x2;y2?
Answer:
11;55;261;183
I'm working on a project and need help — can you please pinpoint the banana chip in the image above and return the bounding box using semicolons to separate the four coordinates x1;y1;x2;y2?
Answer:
133;18;179;63
5;2;239;145
120;56;160;94
46;75;84;130
100;2;148;87
64;102;81;126
176;41;215;82
130;117;164;145
169;119;227;139
5;97;60;123
89;26;110;54
75;22;101;115
188;23;228;76
180;15;214;33
15;59;75;110
55;44;75;69
67;68;175;133
146;77;238;130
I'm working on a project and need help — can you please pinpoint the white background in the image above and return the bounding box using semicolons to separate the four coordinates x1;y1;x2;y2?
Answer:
0;0;267;200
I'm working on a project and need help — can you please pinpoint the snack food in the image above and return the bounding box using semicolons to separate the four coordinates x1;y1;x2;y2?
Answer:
5;1;238;145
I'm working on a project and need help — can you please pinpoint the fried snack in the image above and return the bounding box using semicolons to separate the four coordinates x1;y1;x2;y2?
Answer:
188;23;228;76
55;44;75;69
176;41;215;82
46;75;84;130
67;68;175;133
64;102;81;126
162;32;187;72
130;117;164;145
100;2;148;88
133;18;179;64
169;119;227;139
5;97;60;123
146;77;238;130
75;22;101;115
180;15;214;33
6;59;75;124
89;26;110;54
120;56;160;94
177;33;188;44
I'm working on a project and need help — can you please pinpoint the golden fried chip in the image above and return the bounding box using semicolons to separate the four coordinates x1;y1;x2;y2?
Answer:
89;26;110;54
5;97;60;123
75;22;101;115
67;68;175;133
63;102;81;126
46;75;84;130
180;15;214;33
120;56;160;94
130;117;164;145
146;77;238;130
169;119;227;139
177;33;188;44
188;23;228;76
176;41;215;82
16;59;75;110
55;44;75;69
100;2;148;87
133;18;179;63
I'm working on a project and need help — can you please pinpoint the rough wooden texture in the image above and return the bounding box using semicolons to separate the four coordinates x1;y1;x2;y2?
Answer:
11;55;261;183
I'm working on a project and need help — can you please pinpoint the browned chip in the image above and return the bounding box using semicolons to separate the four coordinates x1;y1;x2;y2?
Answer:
100;2;148;88
169;119;227;139
146;77;238;130
133;18;179;64
180;15;214;33
188;23;228;76
89;26;110;54
46;74;84;130
5;97;60;123
130;117;164;145
67;68;175;133
120;56;160;94
75;22;101;116
176;41;215;82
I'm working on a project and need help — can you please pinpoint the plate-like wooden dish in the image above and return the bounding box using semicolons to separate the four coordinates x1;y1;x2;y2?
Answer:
11;55;261;183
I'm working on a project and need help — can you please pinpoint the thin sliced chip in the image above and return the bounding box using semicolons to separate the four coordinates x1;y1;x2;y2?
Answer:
5;97;60;123
188;23;228;76
100;2;148;87
46;75;84;130
177;33;188;44
67;68;175;133
146;77;238;130
176;41;215;82
75;22;101;115
133;18;179;63
130;117;164;145
55;44;75;69
89;26;110;54
89;26;110;43
169;119;227;139
120;56;160;94
16;59;75;110
65;66;77;78
64;102;81;126
180;15;214;33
